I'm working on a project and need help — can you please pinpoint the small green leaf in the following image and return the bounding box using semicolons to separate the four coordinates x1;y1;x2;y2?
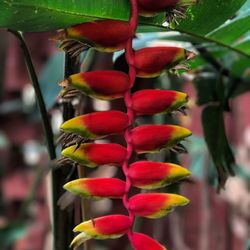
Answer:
202;106;235;189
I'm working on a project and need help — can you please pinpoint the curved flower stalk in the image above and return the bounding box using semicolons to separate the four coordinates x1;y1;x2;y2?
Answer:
57;0;197;249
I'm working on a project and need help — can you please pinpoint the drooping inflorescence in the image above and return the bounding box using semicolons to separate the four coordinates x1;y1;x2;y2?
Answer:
58;0;196;249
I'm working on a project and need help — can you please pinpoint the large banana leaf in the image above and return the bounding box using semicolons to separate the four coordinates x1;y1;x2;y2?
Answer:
1;0;249;58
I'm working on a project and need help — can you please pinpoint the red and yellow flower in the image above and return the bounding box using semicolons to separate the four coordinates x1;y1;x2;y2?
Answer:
134;47;194;78
61;143;127;167
61;20;133;52
61;70;130;100
128;193;189;218
128;161;191;189
131;125;192;153
132;89;188;115
60;111;128;139
71;215;131;249
131;233;167;250
64;178;126;199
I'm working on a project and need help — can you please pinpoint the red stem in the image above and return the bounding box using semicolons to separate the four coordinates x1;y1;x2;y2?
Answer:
122;0;138;246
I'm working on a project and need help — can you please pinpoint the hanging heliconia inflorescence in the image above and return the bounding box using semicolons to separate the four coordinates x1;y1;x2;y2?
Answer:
58;0;197;249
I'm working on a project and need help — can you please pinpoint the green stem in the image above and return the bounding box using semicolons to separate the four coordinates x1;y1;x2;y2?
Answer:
8;30;56;160
8;30;58;248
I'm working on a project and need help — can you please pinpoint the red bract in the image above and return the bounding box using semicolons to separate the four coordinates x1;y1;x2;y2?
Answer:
64;178;126;199
128;161;191;189
62;70;130;100
132;89;188;115
64;20;133;52
138;0;197;16
131;125;192;153
71;215;131;248
60;111;128;139
128;193;189;218
61;143;127;167
131;233;167;250
134;47;193;78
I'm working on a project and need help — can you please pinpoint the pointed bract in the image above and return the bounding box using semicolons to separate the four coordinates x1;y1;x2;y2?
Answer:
71;215;131;249
64;70;130;100
132;89;188;115
63;178;126;199
60;111;128;139
128;161;191;189
131;233;167;250
64;20;133;52
128;193;189;218
61;143;127;168
131;125;192;153
134;47;193;78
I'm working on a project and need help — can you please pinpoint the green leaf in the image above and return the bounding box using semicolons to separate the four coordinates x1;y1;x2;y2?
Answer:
202;106;235;189
174;0;250;58
193;76;219;106
177;0;247;35
0;0;164;32
208;14;250;45
234;38;250;55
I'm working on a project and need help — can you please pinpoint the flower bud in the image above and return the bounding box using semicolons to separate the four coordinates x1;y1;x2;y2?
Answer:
60;111;128;139
61;143;127;168
63;178;126;199
61;70;130;100
131;233;167;250
138;0;197;17
134;47;193;78
131;125;192;153
132;89;188;115
128;193;189;218
128;161;191;189
71;215;131;248
63;20;133;52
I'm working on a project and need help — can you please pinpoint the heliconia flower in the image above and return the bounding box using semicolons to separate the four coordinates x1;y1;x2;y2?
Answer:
131;233;167;250
132;89;188;115
128;193;189;218
60;111;128;139
131;125;192;153
128;161;191;189
71;215;131;249
134;47;194;78
61;143;127;168
60;70;130;100
63;178;126;199
59;20;133;52
138;0;197;17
